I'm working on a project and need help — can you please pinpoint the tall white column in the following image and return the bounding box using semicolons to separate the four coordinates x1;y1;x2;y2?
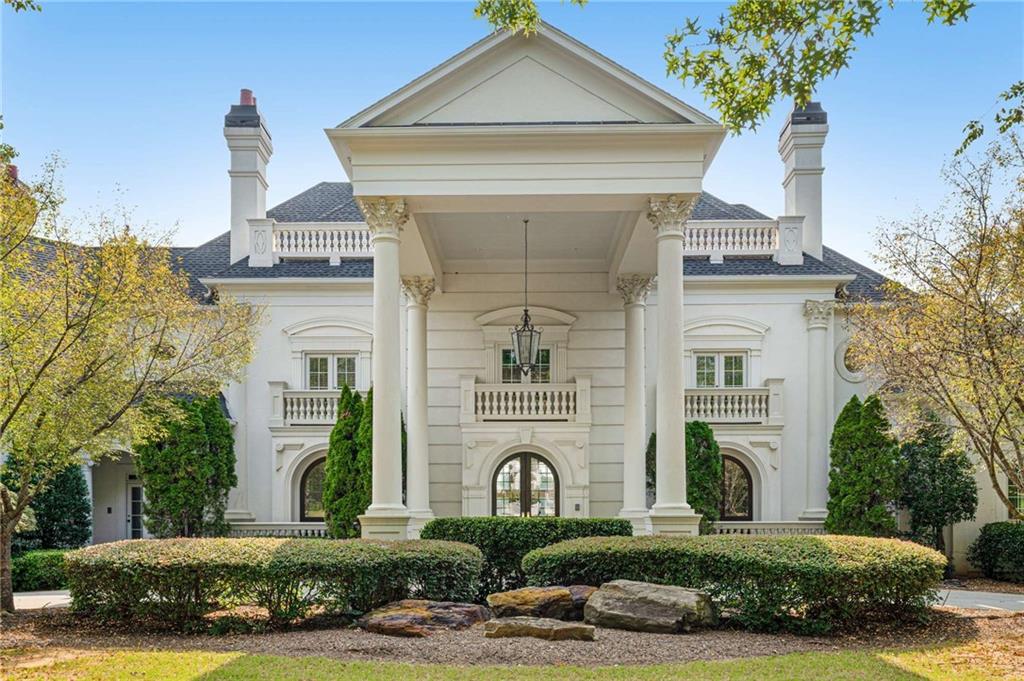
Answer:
356;196;410;539
802;299;835;519
402;276;436;537
617;274;655;534
647;195;701;536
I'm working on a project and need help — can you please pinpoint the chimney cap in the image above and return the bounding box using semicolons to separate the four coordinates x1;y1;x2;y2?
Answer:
225;88;262;129
790;101;827;126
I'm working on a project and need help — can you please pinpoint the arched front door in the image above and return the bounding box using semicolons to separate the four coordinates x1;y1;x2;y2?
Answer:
492;453;559;517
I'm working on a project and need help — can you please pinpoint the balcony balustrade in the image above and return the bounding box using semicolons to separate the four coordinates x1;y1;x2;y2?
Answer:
684;380;784;426
250;218;803;268
460;376;591;424
273;225;372;263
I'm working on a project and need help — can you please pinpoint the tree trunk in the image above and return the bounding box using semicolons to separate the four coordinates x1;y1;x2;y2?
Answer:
1;518;15;613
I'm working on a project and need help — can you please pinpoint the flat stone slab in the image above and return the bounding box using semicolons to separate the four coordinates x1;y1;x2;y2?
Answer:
484;616;596;641
487;585;597;621
584;580;717;634
358;599;491;638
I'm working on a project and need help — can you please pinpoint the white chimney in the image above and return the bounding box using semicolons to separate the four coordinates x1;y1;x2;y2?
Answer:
224;88;273;264
778;102;828;260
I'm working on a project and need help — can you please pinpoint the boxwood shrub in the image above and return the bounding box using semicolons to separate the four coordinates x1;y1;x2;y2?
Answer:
968;522;1024;583
522;534;946;634
12;549;69;592
65;537;482;628
420;516;632;598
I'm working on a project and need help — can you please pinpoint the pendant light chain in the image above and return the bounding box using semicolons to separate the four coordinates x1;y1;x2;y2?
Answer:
524;218;528;312
511;217;542;376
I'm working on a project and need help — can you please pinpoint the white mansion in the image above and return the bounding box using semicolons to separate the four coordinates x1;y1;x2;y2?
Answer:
87;24;1005;562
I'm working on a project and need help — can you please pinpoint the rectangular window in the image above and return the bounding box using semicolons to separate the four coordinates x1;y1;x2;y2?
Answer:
307;356;329;390
695;355;717;388
306;354;357;390
335;356;356;389
501;348;552;384
693;352;747;388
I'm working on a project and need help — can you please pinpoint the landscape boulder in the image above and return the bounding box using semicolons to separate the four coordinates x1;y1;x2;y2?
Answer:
486;585;597;620
358;599;491;637
484;616;595;641
583;580;717;633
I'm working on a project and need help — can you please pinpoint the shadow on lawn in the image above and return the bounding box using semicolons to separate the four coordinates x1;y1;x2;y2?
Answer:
179;649;938;681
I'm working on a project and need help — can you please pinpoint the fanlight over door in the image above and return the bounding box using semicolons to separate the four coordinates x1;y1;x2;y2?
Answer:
492;453;559;517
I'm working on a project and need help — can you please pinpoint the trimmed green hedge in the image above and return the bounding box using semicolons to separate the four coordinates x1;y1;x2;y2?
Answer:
968;522;1024;583
522;534;946;633
12;549;69;592
420;517;632;598
65;538;482;628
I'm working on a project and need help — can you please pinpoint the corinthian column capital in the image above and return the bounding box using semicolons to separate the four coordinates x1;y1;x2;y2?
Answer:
401;276;436;307
617;274;656;305
647;194;698;236
804;299;835;329
356;196;408;239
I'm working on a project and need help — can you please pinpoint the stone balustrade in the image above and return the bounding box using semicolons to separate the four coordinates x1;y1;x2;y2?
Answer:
684;380;784;426
229;522;329;537
460;376;592;424
249;218;804;268
710;521;825;535
268;383;366;427
274;225;372;263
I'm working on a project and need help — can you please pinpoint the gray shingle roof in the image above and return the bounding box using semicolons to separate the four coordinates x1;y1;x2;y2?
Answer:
821;246;887;301
690;192;770;220
214;257;373;279
266;182;363;222
175;232;232;300
684;253;842;277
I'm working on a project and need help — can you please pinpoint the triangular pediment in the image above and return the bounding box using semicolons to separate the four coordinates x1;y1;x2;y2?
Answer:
340;23;716;128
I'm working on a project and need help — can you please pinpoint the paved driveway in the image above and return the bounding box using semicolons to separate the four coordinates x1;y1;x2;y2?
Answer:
937;588;1024;612
12;590;71;610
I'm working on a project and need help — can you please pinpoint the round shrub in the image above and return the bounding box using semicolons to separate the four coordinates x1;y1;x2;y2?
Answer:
64;537;482;628
420;516;632;598
12;549;69;591
968;522;1024;583
522;534;946;634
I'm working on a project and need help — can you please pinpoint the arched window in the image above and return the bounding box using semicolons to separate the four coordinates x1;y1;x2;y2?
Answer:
492;453;559;517
720;455;753;521
300;458;326;522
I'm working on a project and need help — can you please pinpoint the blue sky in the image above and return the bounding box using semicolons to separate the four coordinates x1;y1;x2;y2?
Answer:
2;1;1022;266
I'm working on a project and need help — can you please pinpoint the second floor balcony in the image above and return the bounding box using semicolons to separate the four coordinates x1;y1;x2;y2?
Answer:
269;377;783;428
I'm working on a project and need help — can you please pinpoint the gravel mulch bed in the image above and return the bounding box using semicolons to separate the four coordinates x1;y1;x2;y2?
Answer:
2;609;1022;667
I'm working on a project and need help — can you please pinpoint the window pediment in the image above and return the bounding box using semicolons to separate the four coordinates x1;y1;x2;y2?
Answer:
282;316;373;338
684;316;769;339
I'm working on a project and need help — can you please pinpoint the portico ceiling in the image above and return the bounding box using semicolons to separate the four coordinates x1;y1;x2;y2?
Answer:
421;211;624;268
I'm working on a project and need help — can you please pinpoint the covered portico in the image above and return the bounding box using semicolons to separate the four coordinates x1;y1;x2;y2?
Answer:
324;24;727;539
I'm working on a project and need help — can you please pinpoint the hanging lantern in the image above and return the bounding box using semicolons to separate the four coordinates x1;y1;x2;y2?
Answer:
511;218;542;375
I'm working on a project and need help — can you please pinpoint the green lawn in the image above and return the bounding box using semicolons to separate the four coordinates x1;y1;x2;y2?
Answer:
2;642;1019;681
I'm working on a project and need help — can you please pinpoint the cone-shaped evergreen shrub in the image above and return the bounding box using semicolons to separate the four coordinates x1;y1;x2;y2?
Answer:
135;401;211;537
825;395;901;536
5;462;92;553
324;386;364;538
135;397;236;538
